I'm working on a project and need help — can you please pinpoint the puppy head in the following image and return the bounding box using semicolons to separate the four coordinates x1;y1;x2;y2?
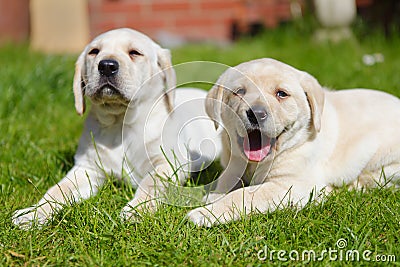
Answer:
73;28;175;116
206;58;325;162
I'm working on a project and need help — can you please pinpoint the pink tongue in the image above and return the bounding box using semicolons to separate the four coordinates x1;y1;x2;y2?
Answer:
243;135;271;162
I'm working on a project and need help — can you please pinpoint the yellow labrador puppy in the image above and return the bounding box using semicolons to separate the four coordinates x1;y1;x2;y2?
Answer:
187;58;400;226
12;28;218;229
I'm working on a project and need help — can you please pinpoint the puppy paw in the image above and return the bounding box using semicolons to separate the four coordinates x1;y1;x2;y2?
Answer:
202;192;225;204
12;207;50;230
187;197;240;227
186;206;219;227
120;197;157;223
120;206;142;223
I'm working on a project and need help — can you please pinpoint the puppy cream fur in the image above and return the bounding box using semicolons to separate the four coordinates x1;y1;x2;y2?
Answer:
188;58;400;226
12;28;218;228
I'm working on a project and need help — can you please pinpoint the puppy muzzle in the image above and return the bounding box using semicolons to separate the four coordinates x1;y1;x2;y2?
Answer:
92;58;125;100
96;79;122;98
246;105;268;127
98;59;119;77
237;105;278;162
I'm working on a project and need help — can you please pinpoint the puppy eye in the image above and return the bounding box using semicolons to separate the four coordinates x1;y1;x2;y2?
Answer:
88;48;100;56
129;49;143;57
276;90;289;99
234;87;246;96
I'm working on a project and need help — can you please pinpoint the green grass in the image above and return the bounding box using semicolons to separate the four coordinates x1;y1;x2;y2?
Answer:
1;24;399;266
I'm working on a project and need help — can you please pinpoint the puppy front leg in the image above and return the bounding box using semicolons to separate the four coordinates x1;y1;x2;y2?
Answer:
12;166;105;229
202;167;244;204
188;179;322;227
203;156;247;204
121;163;175;221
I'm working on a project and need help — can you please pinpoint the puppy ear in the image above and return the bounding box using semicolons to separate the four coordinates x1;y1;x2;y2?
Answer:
157;48;176;113
206;84;225;131
300;72;325;133
73;50;86;115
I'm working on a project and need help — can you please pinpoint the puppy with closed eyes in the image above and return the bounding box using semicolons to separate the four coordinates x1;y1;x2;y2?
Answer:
187;58;400;227
12;28;218;229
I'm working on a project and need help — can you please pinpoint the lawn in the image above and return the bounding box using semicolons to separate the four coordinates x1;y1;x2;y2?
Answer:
1;24;399;266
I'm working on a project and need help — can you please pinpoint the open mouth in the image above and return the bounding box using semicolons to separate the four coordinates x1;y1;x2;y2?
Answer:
92;83;129;108
97;83;121;97
239;129;276;162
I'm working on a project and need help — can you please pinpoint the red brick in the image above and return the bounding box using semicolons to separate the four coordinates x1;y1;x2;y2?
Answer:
151;2;191;12
87;0;296;43
126;17;166;30
174;22;231;41
99;20;118;30
88;0;101;9
0;0;30;43
199;0;240;10
153;19;232;42
273;3;292;18
263;16;279;28
100;2;142;14
175;17;222;28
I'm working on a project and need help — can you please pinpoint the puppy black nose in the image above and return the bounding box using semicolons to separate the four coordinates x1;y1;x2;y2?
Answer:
98;59;119;77
247;106;268;126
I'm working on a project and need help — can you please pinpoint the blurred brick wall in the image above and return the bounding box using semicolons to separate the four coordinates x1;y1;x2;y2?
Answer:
0;0;30;43
88;0;295;43
0;0;383;47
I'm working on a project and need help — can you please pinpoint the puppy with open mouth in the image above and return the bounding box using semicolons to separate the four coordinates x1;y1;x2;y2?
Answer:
237;107;277;162
12;28;219;229
187;58;400;227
